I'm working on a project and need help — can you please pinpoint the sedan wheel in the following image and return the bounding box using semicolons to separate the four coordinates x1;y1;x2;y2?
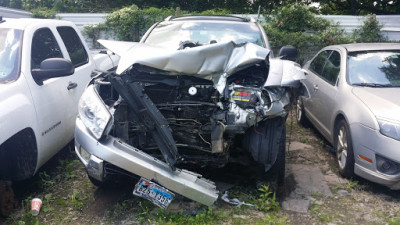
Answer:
335;120;354;178
296;95;309;126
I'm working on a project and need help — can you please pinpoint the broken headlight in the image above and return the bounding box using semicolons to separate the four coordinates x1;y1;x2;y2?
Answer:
78;85;111;140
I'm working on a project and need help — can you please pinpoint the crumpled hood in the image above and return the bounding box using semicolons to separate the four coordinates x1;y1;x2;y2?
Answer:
353;87;400;122
98;39;305;91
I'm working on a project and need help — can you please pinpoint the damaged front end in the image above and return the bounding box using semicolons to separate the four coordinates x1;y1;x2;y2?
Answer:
75;41;304;207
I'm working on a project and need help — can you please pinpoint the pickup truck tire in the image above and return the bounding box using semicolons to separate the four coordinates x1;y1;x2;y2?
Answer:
0;129;37;181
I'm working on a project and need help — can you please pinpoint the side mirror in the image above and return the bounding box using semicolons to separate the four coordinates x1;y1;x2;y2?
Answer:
278;46;298;61
32;58;74;85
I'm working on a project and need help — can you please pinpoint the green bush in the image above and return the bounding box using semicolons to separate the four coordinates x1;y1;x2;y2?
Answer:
197;8;232;15
104;5;180;41
82;23;108;49
31;7;56;18
353;15;388;43
263;3;353;64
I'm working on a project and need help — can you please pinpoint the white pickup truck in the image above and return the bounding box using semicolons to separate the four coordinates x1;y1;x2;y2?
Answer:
0;17;118;216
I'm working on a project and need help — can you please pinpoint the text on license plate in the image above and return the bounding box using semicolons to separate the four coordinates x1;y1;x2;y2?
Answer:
133;178;174;209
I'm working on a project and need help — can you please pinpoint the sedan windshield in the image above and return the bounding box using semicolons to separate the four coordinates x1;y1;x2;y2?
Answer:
143;21;264;50
348;51;400;87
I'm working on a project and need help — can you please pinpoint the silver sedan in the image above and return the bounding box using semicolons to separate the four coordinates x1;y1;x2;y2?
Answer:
297;43;400;189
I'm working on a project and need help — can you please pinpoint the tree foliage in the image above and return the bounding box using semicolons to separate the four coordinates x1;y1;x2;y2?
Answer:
2;0;399;15
319;0;400;15
30;7;56;18
263;3;353;63
104;5;180;41
352;15;387;42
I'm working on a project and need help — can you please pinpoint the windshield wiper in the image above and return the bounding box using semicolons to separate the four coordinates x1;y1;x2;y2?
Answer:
352;83;394;87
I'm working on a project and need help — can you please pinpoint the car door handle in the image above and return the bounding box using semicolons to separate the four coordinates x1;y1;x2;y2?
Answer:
67;82;78;90
313;84;319;91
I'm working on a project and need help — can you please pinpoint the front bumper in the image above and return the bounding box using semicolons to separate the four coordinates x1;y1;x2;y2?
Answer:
74;117;219;206
351;123;400;189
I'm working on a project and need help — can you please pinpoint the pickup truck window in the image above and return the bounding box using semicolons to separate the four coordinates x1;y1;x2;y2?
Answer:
57;26;88;67
31;28;63;70
0;28;22;83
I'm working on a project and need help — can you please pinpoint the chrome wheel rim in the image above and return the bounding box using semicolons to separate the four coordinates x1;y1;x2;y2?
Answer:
336;125;348;169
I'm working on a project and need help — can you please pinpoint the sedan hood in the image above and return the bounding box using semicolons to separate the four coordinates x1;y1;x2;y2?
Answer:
353;87;400;121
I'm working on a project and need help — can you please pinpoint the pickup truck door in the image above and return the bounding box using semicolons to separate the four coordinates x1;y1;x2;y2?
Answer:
55;26;96;140
26;26;95;168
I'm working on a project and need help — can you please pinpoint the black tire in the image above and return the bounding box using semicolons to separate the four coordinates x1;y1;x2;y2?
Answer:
245;117;286;191
87;167;138;189
88;174;119;189
296;95;309;127
334;119;354;178
0;129;37;181
265;119;286;188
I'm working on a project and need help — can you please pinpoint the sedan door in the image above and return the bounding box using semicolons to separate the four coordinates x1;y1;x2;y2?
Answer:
303;50;341;139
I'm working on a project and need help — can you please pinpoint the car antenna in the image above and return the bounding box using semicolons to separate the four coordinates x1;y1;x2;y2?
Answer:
0;16;5;23
256;5;261;22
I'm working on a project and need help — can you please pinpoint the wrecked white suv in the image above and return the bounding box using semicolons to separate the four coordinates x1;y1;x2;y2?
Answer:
74;16;304;208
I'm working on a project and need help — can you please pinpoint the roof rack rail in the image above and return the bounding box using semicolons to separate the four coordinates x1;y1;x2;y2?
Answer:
164;16;173;21
166;15;250;22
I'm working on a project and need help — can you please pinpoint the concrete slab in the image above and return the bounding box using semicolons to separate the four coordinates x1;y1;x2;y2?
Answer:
288;142;313;151
288;164;332;197
282;164;332;213
324;171;348;184
281;199;310;213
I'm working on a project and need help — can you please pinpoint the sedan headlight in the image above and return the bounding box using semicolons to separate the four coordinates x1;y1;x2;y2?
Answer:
78;85;111;140
377;118;400;141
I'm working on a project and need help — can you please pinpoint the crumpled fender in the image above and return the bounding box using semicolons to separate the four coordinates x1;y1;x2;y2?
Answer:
265;58;305;88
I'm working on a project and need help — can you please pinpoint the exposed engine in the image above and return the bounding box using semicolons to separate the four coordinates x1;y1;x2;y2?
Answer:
88;41;304;171
94;61;282;167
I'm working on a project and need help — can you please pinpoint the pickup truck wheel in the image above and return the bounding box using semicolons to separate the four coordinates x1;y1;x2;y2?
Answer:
0;129;37;181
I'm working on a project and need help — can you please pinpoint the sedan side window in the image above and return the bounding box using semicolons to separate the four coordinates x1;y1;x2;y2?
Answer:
31;28;63;70
57;26;88;67
310;50;330;75
321;51;340;85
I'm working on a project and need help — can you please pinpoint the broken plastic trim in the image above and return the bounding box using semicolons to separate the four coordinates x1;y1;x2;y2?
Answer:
108;74;180;170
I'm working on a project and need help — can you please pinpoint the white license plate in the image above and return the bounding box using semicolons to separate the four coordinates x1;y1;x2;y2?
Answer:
133;178;174;209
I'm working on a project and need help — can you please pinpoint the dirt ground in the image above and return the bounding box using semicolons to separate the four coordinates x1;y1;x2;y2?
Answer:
2;112;400;225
